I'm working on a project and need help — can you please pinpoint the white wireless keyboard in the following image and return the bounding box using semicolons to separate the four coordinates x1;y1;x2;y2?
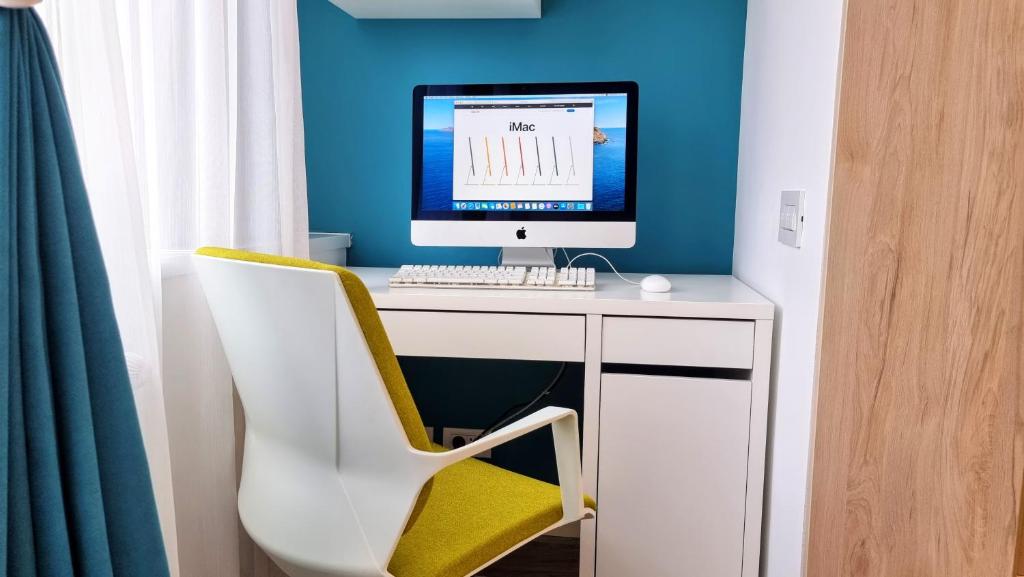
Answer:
389;265;596;291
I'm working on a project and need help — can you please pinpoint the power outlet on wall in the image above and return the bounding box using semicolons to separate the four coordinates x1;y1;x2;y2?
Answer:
442;427;490;458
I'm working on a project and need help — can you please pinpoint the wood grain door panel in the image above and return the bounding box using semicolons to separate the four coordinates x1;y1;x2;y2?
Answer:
807;0;1024;576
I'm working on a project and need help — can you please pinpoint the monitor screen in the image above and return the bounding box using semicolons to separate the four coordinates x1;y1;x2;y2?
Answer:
413;82;638;223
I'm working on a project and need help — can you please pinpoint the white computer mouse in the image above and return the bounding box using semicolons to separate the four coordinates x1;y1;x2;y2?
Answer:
640;274;672;293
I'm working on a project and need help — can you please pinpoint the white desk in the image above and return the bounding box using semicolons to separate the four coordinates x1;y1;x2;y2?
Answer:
351;268;774;577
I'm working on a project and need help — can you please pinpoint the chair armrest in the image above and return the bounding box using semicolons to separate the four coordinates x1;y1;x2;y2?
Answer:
415;406;586;522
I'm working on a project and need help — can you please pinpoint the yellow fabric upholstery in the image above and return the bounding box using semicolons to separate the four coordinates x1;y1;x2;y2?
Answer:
389;444;596;577
195;247;596;577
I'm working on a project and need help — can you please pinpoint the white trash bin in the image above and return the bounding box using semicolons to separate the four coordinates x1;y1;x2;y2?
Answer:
309;232;352;266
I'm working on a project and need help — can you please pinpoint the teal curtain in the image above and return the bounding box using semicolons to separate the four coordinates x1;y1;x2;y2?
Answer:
1;8;170;577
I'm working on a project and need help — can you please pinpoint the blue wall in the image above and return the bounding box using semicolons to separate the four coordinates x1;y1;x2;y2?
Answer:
298;0;748;274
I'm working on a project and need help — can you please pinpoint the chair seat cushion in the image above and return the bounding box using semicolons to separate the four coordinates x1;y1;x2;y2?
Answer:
389;449;596;577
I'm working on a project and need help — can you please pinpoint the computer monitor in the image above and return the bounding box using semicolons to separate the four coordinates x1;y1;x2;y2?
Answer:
412;81;638;266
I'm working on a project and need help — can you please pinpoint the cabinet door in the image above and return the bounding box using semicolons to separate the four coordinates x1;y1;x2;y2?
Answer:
596;374;751;577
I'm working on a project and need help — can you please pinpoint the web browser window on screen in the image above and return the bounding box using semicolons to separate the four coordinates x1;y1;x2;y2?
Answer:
452;99;595;202
421;93;628;213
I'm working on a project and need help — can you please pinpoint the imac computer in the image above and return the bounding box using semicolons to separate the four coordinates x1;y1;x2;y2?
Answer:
412;81;638;268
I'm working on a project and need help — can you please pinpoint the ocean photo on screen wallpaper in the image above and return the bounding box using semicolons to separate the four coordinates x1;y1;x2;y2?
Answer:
422;95;628;211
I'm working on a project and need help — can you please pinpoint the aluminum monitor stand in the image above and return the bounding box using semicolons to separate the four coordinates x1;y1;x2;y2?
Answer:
501;247;556;268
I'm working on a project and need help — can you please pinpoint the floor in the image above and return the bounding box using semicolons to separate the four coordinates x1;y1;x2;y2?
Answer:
476;537;580;577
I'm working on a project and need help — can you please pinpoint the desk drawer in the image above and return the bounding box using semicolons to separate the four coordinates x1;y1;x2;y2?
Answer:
602;317;754;369
379;310;585;362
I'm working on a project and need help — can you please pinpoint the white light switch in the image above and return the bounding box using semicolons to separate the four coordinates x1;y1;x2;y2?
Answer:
780;205;798;231
778;190;805;248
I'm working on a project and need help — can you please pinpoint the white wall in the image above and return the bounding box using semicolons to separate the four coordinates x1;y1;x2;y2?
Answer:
733;1;846;576
162;256;241;577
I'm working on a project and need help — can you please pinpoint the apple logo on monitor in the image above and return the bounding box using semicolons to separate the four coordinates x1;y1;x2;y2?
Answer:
516;227;527;240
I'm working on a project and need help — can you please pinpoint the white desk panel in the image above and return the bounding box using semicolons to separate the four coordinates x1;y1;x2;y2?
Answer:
597;374;751;577
379;310;585;362
347;266;774;577
350;268;774;320
603;317;755;368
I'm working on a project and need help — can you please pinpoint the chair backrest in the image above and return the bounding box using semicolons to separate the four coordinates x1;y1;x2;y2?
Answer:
193;248;434;575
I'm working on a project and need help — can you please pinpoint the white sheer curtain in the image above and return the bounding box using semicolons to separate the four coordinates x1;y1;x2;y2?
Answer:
37;2;309;575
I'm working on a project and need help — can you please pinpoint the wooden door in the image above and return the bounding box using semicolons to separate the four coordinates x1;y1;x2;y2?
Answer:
806;0;1024;576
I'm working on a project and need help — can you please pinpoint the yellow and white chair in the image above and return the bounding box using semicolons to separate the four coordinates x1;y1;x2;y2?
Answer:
193;247;595;577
